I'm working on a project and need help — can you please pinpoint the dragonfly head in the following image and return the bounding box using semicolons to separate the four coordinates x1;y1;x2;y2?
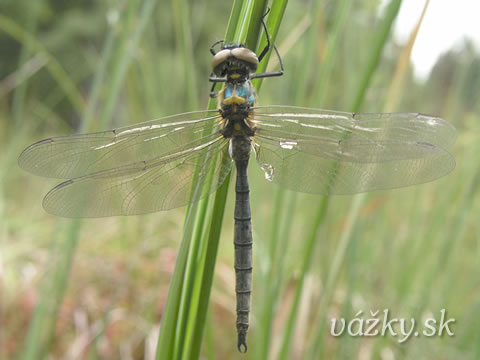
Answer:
211;44;259;81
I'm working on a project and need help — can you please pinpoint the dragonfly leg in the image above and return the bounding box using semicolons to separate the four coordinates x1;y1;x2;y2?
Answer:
251;8;285;79
209;39;224;55
208;74;227;97
251;44;284;79
257;7;272;62
209;81;218;98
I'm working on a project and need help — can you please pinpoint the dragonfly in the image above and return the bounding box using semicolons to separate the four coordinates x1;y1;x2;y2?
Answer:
19;17;456;354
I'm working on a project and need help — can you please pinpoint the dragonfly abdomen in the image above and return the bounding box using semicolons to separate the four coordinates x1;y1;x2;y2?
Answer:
231;135;253;353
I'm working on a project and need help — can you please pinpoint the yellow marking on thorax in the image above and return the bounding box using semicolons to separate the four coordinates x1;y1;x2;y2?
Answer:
222;85;247;106
217;88;225;107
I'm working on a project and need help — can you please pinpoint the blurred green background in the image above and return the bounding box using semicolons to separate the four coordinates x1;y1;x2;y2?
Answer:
1;0;479;359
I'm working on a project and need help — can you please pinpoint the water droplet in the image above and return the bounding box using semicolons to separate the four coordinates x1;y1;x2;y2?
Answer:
261;164;275;181
280;140;297;150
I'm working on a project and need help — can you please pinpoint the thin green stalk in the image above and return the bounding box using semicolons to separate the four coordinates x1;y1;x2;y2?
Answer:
277;198;328;360
308;194;365;357
167;1;204;356
172;0;198;110
291;1;322;105
11;0;40;126
20;221;81;360
311;0;353;105
183;175;230;358
0;14;85;113
99;0;158;129
254;187;285;358
256;189;297;360
224;0;244;42
243;1;269;52
349;0;403;112
155;199;196;360
81;0;128;132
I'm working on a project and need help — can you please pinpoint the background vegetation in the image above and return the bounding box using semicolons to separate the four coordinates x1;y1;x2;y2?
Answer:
1;0;479;359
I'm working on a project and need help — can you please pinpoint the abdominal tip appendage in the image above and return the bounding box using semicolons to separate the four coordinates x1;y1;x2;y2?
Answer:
237;333;248;353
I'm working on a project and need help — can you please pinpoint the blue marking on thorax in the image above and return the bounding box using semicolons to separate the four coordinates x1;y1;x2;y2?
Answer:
224;85;234;99
248;91;255;105
236;83;249;98
223;81;256;106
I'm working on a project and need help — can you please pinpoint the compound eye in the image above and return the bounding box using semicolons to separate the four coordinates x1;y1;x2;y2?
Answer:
231;48;259;72
211;49;230;76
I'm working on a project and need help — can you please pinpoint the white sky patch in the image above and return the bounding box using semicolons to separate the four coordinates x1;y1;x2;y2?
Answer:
383;0;480;79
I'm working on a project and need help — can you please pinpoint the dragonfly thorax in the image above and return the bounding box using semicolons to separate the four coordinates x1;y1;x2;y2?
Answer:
218;80;256;124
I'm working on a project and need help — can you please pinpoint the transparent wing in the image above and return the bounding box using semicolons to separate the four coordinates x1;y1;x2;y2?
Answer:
19;110;222;179
42;134;232;217
252;105;456;195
